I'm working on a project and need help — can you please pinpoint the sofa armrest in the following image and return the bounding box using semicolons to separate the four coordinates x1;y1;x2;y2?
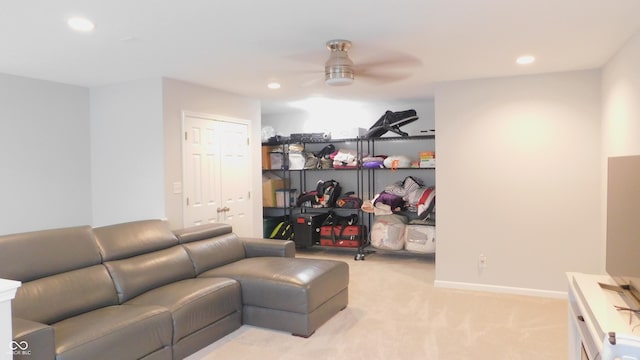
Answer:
13;317;55;360
241;238;295;258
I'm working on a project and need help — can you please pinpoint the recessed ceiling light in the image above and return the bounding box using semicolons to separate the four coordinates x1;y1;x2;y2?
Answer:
67;17;95;32
516;55;535;65
267;82;281;90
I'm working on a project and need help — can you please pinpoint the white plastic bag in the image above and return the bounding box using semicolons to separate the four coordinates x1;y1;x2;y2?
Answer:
404;225;436;253
370;214;407;250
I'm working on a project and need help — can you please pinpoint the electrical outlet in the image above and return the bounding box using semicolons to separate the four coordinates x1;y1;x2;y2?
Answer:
478;254;487;268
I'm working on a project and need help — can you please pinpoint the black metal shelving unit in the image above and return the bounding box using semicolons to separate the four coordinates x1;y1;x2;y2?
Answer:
262;134;436;259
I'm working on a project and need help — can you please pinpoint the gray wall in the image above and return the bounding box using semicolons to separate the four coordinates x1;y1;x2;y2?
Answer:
601;29;640;276
602;31;640;157
90;78;165;227
162;78;262;234
0;73;91;235
434;70;602;295
0;74;263;236
262;98;435;138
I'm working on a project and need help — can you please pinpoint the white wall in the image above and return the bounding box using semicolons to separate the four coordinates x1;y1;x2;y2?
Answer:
90;78;165;227
601;30;640;276
162;78;262;234
0;73;91;235
434;70;602;295
602;31;640;157
262;98;435;139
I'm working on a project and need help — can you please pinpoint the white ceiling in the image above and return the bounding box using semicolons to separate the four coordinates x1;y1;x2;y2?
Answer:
2;0;639;114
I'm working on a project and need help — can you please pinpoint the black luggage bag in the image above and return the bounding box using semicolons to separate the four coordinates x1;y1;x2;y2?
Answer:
293;212;330;248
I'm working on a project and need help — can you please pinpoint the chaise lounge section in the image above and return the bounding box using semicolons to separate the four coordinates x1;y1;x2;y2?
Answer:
0;219;349;360
175;224;349;338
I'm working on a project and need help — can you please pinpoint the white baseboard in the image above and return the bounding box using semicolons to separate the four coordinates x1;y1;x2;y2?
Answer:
434;280;567;299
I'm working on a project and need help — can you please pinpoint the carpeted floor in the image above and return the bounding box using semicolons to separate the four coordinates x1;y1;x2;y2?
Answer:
186;249;568;360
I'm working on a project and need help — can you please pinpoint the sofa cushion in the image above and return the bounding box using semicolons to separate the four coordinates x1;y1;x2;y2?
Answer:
53;304;172;360
174;223;233;243
200;257;349;314
126;277;242;344
12;318;55;360
104;246;196;303
240;237;296;258
0;225;100;282
181;232;247;274
94;219;179;261
13;265;118;324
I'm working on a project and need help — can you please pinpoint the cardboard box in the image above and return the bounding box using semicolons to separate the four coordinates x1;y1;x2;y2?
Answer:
262;146;272;169
419;159;436;168
419;151;435;160
419;151;435;168
262;173;288;207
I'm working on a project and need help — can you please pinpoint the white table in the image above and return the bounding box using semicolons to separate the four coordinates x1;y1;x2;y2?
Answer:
567;272;640;359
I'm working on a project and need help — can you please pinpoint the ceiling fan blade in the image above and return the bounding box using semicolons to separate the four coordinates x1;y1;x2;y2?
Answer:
357;70;413;84
354;54;422;70
300;77;323;88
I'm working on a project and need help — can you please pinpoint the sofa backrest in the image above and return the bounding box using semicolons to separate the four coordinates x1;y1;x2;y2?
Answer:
174;223;247;275
0;226;119;324
13;265;119;324
0;225;102;281
93;219;180;261
93;219;196;303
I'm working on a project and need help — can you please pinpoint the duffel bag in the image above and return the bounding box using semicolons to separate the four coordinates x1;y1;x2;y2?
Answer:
319;225;367;248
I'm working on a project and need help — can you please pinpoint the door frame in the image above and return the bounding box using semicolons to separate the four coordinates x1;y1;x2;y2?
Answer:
181;111;253;230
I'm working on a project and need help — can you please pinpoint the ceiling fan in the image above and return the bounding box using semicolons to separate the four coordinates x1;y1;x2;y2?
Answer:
322;39;420;86
324;39;356;86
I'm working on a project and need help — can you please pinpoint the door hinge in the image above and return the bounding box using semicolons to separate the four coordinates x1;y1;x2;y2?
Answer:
185;132;188;141
186;197;189;206
246;137;250;146
248;191;251;200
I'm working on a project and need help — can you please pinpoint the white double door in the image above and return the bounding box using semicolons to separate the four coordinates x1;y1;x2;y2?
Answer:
182;113;251;235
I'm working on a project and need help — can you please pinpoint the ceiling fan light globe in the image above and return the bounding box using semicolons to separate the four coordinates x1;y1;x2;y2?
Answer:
325;76;354;86
325;65;354;86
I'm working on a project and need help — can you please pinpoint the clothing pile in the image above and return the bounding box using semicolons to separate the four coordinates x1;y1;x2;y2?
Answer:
361;176;435;220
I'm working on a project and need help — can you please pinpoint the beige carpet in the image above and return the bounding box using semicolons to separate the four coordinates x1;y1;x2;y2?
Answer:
186;249;568;360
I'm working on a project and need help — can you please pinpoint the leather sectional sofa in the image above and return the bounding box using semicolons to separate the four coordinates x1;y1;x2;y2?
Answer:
0;220;349;360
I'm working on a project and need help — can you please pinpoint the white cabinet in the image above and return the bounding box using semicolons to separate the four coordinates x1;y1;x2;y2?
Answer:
0;279;20;360
567;272;640;360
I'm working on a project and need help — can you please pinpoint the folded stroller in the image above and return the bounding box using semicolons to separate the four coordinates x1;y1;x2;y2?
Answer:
363;109;419;138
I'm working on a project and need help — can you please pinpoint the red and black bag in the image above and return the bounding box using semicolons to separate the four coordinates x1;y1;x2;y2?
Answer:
319;210;366;248
335;191;363;209
320;225;367;248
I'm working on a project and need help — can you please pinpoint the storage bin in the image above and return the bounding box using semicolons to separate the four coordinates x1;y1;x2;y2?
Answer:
269;152;284;169
288;152;305;170
404;224;436;253
276;189;297;208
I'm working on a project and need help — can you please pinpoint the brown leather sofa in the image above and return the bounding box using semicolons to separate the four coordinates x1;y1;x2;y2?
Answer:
0;220;349;360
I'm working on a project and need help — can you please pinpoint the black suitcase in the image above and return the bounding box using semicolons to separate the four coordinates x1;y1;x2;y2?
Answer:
293;212;330;248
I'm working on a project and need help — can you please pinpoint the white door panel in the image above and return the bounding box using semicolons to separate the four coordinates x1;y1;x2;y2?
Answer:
218;121;250;232
182;114;250;235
